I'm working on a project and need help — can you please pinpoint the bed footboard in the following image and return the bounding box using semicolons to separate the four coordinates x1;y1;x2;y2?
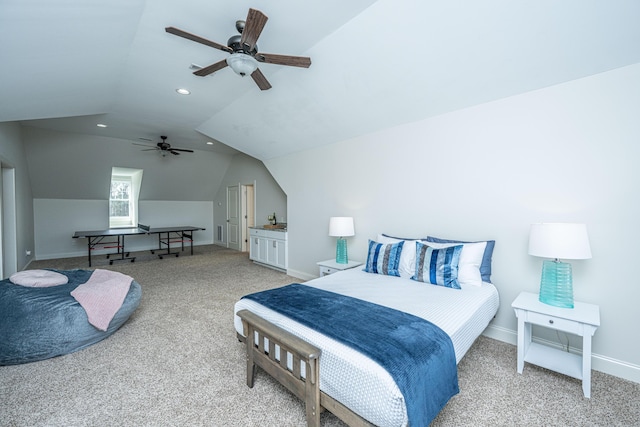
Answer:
237;309;322;426
237;309;375;427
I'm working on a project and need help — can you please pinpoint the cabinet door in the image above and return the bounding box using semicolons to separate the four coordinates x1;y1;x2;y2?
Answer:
249;236;260;261
267;239;278;266
275;239;286;269
257;238;268;263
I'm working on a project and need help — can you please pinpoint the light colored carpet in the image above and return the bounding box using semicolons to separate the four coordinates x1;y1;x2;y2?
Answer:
1;245;638;426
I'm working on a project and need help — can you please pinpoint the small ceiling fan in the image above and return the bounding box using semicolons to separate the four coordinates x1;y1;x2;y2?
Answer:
165;8;311;90
134;136;194;156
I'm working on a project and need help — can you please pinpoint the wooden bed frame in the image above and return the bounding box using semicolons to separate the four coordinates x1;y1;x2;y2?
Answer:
237;309;375;427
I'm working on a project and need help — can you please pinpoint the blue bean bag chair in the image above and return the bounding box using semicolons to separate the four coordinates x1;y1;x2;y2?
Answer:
0;269;141;365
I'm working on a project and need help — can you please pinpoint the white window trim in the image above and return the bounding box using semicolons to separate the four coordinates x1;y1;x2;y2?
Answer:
109;167;143;229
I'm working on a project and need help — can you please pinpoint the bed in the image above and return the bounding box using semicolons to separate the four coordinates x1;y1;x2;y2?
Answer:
1;269;141;366
234;235;499;426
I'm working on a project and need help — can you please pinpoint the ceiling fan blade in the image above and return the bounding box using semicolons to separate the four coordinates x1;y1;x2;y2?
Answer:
251;68;272;91
169;150;181;155
165;27;232;53
240;8;268;52
194;59;229;76
256;53;311;68
170;148;194;153
133;142;154;147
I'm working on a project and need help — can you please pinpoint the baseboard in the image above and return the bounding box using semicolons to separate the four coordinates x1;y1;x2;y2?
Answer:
37;251;86;260
483;324;517;345
482;324;640;384
286;268;315;281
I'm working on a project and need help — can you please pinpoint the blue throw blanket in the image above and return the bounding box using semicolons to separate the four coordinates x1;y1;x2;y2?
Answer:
243;283;459;426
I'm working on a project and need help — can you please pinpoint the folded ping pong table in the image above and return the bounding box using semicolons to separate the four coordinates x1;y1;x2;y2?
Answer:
73;225;205;266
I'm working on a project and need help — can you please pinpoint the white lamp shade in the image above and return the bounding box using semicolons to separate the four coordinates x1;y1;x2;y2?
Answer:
329;217;355;237
528;223;592;260
226;53;258;76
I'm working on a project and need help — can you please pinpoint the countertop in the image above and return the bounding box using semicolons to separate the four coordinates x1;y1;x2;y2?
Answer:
250;225;287;232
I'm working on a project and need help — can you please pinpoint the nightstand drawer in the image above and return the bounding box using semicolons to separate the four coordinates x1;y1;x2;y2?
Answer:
319;266;337;276
317;260;363;277
525;311;581;334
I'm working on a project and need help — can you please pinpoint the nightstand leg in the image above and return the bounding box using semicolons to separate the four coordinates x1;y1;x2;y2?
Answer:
517;316;529;374
582;331;593;398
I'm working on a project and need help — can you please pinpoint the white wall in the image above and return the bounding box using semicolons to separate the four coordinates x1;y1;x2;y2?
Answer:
266;64;640;381
34;199;213;259
0;122;35;273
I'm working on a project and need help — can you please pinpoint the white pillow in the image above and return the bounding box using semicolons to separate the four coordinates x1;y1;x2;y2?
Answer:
423;241;487;287
10;270;69;287
376;234;420;279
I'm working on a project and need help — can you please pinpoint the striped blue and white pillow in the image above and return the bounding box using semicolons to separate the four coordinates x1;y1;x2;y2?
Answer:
412;241;463;289
363;240;404;277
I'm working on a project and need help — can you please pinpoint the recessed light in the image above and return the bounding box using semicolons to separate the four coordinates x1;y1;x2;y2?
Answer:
97;123;107;128
206;141;214;145
176;88;190;95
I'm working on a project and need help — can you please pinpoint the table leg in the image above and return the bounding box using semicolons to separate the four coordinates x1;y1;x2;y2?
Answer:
517;314;526;373
582;329;594;398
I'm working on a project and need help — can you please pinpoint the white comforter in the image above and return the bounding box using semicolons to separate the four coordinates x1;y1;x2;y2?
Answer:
234;268;499;427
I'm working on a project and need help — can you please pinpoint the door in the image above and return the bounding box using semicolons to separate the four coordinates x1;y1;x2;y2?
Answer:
1;164;17;279
240;184;255;252
226;185;241;251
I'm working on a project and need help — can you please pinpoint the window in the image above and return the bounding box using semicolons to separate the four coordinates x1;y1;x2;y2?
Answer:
109;167;143;228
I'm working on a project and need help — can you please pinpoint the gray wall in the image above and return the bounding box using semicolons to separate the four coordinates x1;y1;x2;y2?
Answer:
20;127;286;259
0;122;35;275
213;153;287;245
265;64;640;382
22;127;233;201
21;127;235;259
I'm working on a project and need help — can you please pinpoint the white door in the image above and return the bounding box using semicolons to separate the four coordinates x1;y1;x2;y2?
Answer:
1;165;17;279
241;184;255;252
227;185;241;251
0;167;3;279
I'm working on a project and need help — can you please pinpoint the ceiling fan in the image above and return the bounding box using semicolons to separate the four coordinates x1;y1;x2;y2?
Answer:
165;8;311;90
134;136;194;156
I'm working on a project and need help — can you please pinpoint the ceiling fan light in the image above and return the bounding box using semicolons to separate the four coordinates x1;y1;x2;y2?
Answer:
226;53;258;77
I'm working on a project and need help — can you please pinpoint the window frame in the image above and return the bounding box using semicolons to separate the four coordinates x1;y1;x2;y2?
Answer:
109;167;143;229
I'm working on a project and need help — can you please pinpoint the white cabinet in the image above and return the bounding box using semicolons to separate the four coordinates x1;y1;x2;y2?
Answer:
249;228;287;271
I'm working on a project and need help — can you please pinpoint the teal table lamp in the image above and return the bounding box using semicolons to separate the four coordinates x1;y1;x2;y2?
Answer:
329;217;355;264
528;223;592;308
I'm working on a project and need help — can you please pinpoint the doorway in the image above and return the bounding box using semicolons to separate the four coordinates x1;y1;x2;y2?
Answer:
1;162;18;279
226;185;240;251
241;183;255;252
226;182;256;252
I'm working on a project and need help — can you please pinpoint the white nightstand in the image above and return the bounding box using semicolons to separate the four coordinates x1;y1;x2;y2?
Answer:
512;291;600;398
317;259;363;277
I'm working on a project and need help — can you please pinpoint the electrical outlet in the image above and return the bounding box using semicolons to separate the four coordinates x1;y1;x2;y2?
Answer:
25;250;31;256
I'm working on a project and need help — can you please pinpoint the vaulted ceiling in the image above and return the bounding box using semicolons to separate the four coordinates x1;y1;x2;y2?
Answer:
1;0;639;160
